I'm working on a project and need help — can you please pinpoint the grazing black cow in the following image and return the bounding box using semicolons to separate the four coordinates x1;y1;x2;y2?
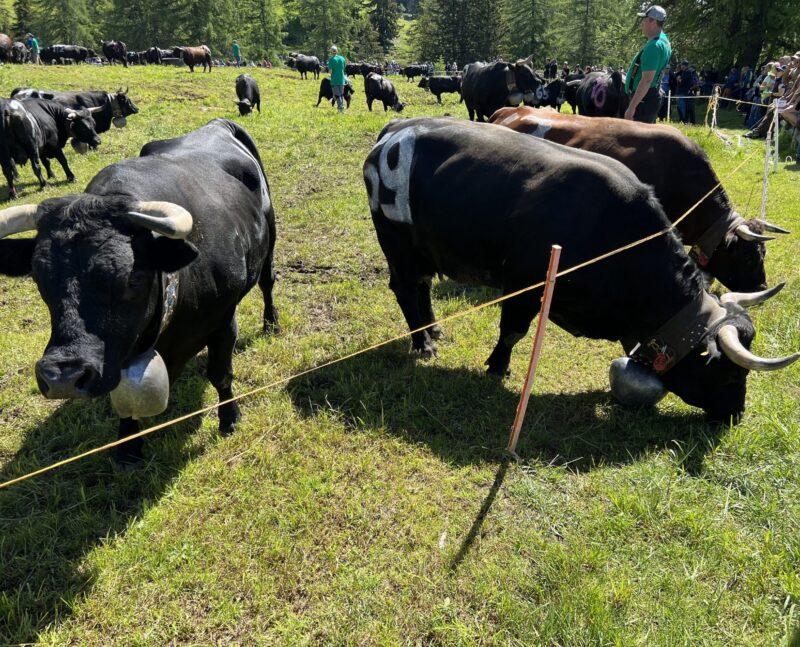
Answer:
316;77;354;108
418;76;462;103
11;87;139;134
293;54;320;79
35;48;92;65
0;98;101;199
102;40;128;67
363;118;799;423
401;65;426;81
461;58;544;121
365;73;405;112
490;107;788;292
0;33;11;62
173;45;212;72
235;74;261;115
10;41;29;63
571;71;628;118
0;119;279;464
143;47;163;64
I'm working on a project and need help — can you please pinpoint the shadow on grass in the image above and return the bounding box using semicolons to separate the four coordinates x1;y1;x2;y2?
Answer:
288;344;724;471
0;358;215;643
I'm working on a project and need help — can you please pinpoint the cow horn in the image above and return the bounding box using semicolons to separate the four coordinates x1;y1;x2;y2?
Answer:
87;105;104;114
720;282;785;307
717;324;800;371
760;220;790;234
126;202;193;239
735;223;775;242
65;109;78;120
0;204;40;238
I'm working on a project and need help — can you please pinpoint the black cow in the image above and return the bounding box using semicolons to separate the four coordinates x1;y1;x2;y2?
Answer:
173;45;212;72
0;119;279;464
50;45;95;63
360;63;383;77
293;54;320;79
0;98;101;199
418;76;462;103
0;33;11;62
126;51;142;65
102;40;128;67
345;63;362;75
523;78;566;110
316;77;354;108
572;71;628;118
143;47;163;65
10;41;29;63
363;118;799;423
11;87;139;134
365;73;404;112
461;58;544;121
235;74;261;115
401;65;426;81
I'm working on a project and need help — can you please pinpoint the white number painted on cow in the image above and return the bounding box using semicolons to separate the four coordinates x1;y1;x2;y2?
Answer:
521;116;553;139
8;100;23;111
364;126;420;225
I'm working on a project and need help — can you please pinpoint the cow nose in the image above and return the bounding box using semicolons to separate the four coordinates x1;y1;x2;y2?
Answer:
35;358;99;399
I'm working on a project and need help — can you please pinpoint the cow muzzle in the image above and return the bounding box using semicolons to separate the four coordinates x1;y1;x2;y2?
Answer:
35;357;101;399
609;357;667;407
110;349;170;419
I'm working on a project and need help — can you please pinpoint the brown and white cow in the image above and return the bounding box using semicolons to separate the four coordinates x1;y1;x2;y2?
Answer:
489;106;789;292
173;45;212;72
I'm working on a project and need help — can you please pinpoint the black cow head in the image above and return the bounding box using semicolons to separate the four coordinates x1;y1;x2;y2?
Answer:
66;109;102;152
418;77;429;90
699;218;789;292
0;198;199;401
235;98;253;116
512;57;544;98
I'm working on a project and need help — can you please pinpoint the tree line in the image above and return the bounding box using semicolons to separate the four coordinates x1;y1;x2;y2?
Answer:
1;0;797;72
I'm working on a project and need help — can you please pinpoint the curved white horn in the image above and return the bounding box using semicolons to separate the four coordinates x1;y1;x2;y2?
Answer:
760;220;790;234
126;201;193;239
735;223;775;242
87;105;104;114
0;204;40;238
720;282;785;307
717;324;800;371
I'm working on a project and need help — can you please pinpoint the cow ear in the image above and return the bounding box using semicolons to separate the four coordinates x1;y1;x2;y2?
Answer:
146;236;199;272
0;238;36;276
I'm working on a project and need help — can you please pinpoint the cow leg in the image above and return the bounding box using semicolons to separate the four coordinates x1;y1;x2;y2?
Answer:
41;157;54;179
207;314;240;435
316;92;323;107
1;162;17;199
258;257;279;335
436;93;442;104
115;417;144;465
390;269;436;358
367;97;373;111
53;149;75;182
485;289;541;376
417;277;443;340
28;153;47;189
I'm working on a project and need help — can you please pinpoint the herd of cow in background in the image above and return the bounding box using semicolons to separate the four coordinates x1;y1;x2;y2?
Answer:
0;43;797;466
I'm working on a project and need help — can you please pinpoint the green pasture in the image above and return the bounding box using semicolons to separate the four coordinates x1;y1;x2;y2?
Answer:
0;63;798;646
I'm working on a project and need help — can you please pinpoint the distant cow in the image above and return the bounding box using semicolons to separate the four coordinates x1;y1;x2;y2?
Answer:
461;58;544;121
293;54;320;80
0;33;10;63
418;76;461;103
11;88;139;134
401;65;426;81
365;73;404;112
571;71;628;118
173;45;212;72
235;74;261;115
0;98;101;198
10;41;29;63
40;45;95;64
525;78;566;110
316;77;354;108
102;41;128;66
143;47;163;65
361;63;383;77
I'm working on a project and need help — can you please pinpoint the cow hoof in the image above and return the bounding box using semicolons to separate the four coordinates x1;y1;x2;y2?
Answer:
413;344;437;360
67;176;76;183
485;364;511;378
114;442;144;468
219;402;242;436
429;324;444;340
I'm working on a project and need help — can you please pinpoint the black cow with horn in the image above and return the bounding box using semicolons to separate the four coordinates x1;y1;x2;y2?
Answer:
461;57;544;121
234;74;261;115
0;119;279;464
11;87;139;133
0;98;102;199
363;118;799;423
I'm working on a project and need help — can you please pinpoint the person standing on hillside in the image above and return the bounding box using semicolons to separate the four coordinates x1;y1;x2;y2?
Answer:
26;33;40;65
624;5;672;123
327;45;347;113
232;40;241;67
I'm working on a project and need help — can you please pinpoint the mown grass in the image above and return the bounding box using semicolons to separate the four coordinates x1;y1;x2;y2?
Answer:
0;63;797;646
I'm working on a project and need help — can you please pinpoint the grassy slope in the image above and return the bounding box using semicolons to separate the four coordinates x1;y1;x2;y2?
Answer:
0;64;797;646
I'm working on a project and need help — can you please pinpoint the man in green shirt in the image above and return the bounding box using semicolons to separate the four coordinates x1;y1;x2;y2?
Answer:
26;33;40;65
328;45;347;113
624;5;672;123
232;40;241;67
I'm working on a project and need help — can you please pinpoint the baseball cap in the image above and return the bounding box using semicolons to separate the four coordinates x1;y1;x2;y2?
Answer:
330;45;338;53
637;5;667;21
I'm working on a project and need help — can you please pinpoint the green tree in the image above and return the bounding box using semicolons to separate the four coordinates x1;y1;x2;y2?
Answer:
366;0;400;52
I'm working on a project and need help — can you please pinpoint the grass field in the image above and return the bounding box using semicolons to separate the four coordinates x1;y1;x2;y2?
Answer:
0;63;798;646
